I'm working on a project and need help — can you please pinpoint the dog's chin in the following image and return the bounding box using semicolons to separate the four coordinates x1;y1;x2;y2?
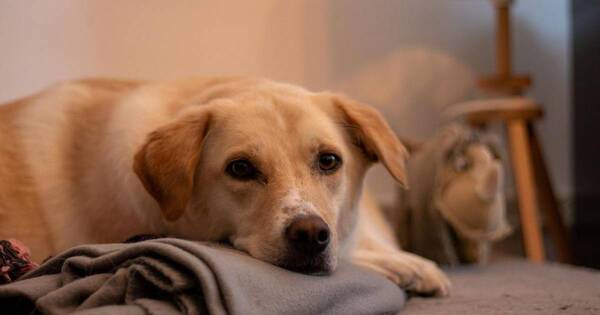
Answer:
278;252;336;275
229;238;336;275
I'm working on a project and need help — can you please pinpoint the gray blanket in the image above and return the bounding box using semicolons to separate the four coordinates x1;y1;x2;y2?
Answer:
0;238;405;315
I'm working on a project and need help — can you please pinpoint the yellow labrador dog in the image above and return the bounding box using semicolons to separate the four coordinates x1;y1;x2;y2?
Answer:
0;78;449;296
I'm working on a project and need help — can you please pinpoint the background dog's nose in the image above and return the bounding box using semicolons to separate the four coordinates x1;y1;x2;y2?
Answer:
285;215;330;254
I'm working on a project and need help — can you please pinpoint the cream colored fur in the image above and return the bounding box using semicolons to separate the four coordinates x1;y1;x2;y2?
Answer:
0;78;449;296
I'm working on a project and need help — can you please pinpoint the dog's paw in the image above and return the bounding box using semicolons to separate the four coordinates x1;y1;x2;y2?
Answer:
398;255;451;297
353;250;451;297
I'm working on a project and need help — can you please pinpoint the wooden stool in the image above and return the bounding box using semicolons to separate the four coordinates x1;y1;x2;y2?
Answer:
451;0;573;263
448;98;572;263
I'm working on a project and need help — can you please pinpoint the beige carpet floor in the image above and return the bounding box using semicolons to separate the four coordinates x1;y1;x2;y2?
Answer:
403;259;600;314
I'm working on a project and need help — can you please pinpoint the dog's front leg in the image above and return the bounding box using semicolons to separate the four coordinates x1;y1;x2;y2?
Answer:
350;192;450;297
352;246;451;297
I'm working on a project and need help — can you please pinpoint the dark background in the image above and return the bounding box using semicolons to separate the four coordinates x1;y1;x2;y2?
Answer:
572;0;600;268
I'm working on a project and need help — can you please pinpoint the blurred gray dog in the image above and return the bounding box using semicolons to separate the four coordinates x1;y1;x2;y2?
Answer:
395;124;511;265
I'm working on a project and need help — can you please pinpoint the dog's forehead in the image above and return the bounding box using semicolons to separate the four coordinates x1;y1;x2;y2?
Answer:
215;94;343;144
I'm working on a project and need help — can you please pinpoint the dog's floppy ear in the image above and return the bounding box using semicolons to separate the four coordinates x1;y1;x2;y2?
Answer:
330;94;409;188
133;108;211;221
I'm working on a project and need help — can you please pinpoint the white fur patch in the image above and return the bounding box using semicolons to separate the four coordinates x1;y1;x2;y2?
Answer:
279;189;318;216
272;188;321;237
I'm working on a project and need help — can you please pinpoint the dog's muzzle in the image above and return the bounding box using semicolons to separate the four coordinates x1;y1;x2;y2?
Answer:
281;215;332;274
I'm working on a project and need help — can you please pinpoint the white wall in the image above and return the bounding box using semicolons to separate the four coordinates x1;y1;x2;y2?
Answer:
513;0;572;200
0;1;331;97
0;0;572;202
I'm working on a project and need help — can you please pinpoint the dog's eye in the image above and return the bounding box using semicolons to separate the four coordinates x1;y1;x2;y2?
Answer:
226;159;258;180
453;156;471;172
317;153;342;174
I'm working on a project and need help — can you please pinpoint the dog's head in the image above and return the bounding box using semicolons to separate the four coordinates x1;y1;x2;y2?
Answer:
133;80;408;274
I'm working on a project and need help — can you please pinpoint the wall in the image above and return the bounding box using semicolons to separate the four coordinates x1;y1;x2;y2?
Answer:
0;1;330;97
0;0;572;204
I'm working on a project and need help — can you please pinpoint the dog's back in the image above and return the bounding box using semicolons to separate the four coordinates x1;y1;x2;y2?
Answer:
0;97;49;260
0;80;140;260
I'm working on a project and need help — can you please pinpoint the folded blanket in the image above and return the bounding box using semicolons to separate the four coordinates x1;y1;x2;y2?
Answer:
0;238;405;315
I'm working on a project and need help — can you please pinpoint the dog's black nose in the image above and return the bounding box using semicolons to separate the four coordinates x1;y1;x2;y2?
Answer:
285;215;330;255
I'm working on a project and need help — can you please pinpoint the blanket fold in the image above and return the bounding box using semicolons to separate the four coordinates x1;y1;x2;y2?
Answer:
0;238;405;315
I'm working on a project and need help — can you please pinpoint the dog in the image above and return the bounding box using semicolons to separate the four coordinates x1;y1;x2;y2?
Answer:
0;77;450;296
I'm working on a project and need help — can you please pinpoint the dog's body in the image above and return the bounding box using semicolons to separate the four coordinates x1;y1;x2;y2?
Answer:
0;78;449;296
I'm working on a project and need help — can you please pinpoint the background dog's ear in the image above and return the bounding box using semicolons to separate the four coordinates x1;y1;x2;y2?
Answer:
330;94;409;188
133;108;211;221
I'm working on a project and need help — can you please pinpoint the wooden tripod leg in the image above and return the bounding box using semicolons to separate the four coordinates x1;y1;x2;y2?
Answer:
506;119;546;262
528;123;573;263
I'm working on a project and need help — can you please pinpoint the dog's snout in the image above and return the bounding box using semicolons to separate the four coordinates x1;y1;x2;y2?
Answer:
285;215;330;254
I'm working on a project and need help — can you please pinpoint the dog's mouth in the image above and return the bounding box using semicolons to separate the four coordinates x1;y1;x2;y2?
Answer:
228;236;335;274
278;252;334;275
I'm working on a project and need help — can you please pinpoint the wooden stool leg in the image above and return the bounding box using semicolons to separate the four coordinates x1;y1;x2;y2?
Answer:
528;124;573;263
506;120;546;262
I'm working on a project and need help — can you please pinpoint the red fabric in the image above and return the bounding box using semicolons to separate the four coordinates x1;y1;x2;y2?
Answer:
0;239;38;284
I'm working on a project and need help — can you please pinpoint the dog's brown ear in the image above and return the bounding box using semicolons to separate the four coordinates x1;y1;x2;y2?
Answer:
133;108;211;221
331;94;409;188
